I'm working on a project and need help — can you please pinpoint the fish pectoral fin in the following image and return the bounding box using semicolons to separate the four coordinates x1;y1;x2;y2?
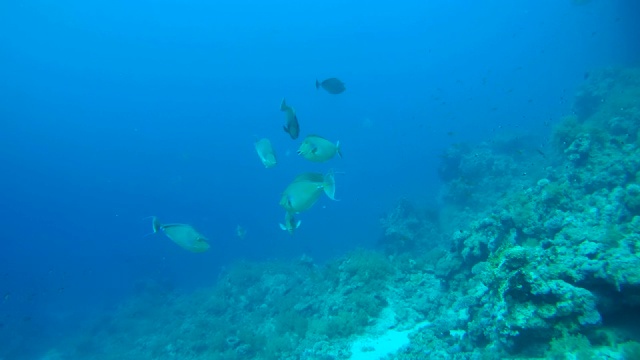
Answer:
296;220;302;229
279;223;287;231
283;125;289;133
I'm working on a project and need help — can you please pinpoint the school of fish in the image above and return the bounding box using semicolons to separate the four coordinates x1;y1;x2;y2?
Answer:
150;77;346;251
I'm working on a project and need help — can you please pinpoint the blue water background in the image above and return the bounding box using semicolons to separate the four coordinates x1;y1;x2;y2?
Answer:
0;0;638;356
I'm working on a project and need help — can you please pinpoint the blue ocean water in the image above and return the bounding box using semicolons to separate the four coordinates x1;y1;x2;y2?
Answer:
0;0;638;358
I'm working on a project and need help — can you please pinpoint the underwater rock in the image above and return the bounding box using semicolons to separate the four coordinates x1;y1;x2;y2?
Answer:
564;133;591;163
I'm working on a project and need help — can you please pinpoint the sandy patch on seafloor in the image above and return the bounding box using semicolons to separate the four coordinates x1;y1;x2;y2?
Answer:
349;321;430;360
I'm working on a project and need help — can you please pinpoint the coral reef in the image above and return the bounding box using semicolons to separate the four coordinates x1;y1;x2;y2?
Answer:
49;65;640;360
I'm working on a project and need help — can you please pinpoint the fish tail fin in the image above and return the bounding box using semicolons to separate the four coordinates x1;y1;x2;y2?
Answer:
142;216;162;237
315;80;320;89
280;98;287;111
323;172;338;201
151;216;162;233
336;140;342;158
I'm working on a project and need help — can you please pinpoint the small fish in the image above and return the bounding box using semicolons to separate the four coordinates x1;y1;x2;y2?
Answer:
280;98;300;139
279;212;301;235
150;217;210;253
316;78;346;94
236;225;247;240
297;135;342;162
280;172;337;213
254;138;277;168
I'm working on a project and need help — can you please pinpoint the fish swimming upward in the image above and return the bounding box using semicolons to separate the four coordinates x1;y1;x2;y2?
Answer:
254;137;277;168
280;98;300;139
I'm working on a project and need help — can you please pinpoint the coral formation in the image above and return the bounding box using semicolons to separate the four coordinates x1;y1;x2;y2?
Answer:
50;66;640;360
